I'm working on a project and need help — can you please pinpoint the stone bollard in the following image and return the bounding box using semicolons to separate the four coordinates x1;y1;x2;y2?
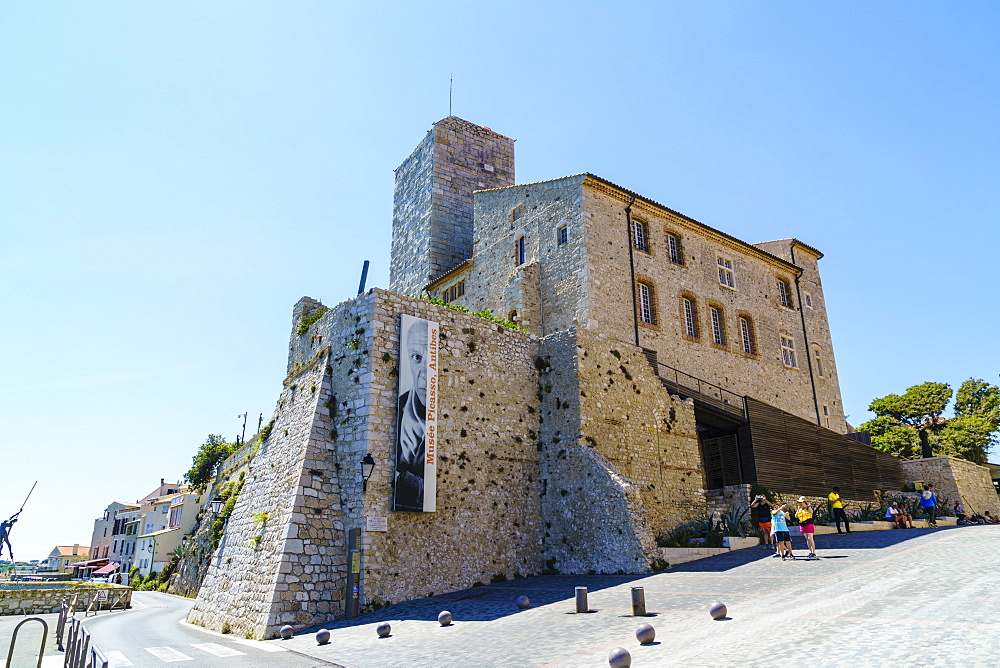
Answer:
438;610;453;626
575;587;589;613
279;625;293;640
635;623;655;645
630;587;646;616
709;601;728;620
516;595;531;610
316;629;330;645
608;647;631;667
376;622;391;638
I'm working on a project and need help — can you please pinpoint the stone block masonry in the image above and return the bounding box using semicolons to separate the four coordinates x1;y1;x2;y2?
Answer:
390;117;515;295
901;456;1000;517
538;328;707;574
190;289;545;638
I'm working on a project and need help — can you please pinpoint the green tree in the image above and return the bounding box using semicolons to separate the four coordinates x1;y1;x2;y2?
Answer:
184;434;238;490
859;379;1000;464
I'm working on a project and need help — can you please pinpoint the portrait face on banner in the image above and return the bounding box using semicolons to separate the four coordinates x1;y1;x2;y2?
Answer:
393;315;438;512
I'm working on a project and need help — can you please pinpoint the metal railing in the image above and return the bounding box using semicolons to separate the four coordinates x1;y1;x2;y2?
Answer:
55;598;109;668
654;361;747;419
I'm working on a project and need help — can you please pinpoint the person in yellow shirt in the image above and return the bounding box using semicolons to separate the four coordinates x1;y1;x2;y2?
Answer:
828;486;851;534
796;497;818;559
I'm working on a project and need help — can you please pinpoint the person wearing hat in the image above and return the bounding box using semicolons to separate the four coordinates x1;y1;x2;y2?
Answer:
795;497;818;559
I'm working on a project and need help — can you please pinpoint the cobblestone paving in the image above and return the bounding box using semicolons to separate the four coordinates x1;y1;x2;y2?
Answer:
276;526;999;667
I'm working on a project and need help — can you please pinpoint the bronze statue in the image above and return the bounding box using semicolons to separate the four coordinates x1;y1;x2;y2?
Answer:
2;481;36;563
0;513;18;561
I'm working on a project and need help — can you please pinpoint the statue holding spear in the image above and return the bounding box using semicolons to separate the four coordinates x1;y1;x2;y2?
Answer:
1;481;37;562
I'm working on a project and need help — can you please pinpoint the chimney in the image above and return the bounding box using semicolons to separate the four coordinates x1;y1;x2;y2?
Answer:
73;544;79;555
160;478;165;485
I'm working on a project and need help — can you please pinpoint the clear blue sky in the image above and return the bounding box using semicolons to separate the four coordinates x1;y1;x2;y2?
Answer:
3;2;998;560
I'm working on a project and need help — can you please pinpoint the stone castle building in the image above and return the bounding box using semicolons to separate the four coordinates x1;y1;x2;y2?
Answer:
188;117;906;639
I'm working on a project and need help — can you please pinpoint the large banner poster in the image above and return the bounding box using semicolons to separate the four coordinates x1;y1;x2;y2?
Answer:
393;314;438;512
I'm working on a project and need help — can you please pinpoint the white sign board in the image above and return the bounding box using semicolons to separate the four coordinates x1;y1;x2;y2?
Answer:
366;516;388;532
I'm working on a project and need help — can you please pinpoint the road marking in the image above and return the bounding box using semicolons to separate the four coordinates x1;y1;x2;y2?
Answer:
191;642;245;657
230;638;288;652
143;646;193;662
105;651;134;667
41;657;65;668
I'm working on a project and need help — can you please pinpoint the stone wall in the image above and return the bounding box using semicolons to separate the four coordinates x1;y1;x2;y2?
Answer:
0;585;131;616
538;328;707;574
390;117;515;295
191;289;544;637
901;457;1000;516
467;175;588;337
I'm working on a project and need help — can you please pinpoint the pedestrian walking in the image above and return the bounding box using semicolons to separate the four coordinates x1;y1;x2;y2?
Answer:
796;497;818;559
750;494;775;550
828;486;851;534
771;504;795;560
920;483;940;527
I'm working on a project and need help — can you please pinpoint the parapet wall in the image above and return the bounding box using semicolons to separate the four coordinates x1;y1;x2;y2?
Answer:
901;457;1000;516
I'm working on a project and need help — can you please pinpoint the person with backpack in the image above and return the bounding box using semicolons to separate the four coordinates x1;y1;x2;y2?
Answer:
920;483;940;528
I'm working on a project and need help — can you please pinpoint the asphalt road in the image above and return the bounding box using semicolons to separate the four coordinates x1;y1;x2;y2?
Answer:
52;591;333;668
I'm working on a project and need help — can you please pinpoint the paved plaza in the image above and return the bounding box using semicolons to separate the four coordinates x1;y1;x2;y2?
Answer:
278;525;1000;667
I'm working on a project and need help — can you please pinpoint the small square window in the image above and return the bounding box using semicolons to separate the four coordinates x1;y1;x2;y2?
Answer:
557;226;568;246
512;206;522;222
804;292;813;309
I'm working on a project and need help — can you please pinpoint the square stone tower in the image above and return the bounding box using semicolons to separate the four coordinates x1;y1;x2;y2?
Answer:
389;116;514;294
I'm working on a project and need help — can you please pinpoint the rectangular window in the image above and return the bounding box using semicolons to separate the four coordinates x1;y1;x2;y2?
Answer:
516;236;525;266
557;226;568;246
682;298;698;337
814;348;824;377
444;280;466;303
739;317;755;355
781;335;798;368
631;219;648;252
709;307;725;345
637;283;656;325
717;257;735;288
512;205;522;221
666;233;682;264
778;279;792;308
804;292;813;308
823;405;829;416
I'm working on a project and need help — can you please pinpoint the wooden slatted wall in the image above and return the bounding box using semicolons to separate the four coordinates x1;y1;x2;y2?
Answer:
745;398;903;500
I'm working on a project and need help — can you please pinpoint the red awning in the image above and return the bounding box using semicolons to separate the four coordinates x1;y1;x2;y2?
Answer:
92;563;118;576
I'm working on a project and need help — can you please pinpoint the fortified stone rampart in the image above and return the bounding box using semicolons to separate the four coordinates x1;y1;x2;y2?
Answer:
190;289;545;638
538;328;706;574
